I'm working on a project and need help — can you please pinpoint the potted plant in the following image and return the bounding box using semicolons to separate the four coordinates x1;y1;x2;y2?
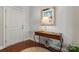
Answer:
67;44;79;52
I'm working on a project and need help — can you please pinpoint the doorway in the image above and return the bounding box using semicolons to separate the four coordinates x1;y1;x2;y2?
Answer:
4;7;25;47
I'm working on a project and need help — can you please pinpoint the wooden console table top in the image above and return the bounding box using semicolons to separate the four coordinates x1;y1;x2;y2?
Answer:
34;31;62;40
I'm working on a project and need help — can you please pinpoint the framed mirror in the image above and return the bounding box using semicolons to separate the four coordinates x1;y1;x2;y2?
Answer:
41;7;56;26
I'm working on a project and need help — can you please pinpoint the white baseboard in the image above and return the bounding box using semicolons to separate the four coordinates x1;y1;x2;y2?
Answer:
23;37;31;41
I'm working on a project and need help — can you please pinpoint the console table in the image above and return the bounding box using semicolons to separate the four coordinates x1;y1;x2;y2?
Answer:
33;31;63;51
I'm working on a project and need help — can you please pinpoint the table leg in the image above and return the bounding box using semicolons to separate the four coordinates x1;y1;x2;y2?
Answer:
39;36;40;43
33;35;36;46
60;38;63;51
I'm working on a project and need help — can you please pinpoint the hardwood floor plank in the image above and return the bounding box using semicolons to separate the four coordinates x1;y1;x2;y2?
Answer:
0;40;61;52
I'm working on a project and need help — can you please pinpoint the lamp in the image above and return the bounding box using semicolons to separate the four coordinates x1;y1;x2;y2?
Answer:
40;17;53;31
41;17;53;25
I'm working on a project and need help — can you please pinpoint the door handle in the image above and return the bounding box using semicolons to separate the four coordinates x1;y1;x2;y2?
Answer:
22;25;24;29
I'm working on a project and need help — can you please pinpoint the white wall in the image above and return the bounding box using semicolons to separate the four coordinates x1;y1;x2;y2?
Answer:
55;6;74;46
71;7;79;46
0;7;4;48
29;6;76;47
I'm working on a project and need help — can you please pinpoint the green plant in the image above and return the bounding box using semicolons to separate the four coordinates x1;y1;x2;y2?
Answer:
67;45;79;52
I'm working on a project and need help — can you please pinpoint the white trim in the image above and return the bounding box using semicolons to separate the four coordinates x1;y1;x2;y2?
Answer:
3;7;6;48
23;37;31;41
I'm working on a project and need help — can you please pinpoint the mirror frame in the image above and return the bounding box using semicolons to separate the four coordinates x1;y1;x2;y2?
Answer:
41;7;56;26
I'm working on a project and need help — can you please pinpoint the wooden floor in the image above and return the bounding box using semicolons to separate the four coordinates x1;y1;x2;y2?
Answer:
0;40;61;52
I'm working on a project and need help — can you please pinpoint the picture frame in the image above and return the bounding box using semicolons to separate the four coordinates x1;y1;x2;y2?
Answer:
41;7;56;26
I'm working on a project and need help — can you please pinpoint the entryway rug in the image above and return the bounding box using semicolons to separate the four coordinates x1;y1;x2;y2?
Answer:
21;47;50;52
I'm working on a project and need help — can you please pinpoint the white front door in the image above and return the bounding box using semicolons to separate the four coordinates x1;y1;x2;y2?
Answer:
5;7;25;46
